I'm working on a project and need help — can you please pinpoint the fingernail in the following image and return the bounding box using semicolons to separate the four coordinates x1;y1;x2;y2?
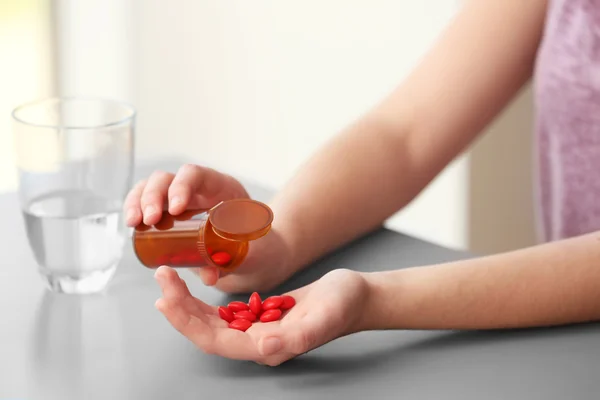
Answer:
170;196;182;209
126;209;136;224
259;337;282;356
198;268;216;286
144;205;156;217
154;267;167;286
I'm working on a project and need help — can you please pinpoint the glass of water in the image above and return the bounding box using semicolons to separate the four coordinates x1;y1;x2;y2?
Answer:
12;97;135;294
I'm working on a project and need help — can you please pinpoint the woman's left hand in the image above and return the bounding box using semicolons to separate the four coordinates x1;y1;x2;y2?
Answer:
154;265;369;366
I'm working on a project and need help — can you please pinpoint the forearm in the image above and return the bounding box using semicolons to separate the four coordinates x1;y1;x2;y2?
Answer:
268;115;428;273
361;231;600;331
267;0;546;274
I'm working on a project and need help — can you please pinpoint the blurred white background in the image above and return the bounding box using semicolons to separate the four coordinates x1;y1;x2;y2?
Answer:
0;0;536;254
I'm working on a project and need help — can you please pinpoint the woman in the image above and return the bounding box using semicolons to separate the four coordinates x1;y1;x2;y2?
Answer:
124;0;600;366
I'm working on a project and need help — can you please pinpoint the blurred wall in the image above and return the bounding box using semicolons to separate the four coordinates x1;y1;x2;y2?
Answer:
19;0;537;253
53;0;134;103
131;0;472;250
468;85;537;253
0;0;55;193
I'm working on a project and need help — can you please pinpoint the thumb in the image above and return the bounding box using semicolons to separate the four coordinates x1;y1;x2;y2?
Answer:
191;266;220;286
258;336;284;356
262;312;338;358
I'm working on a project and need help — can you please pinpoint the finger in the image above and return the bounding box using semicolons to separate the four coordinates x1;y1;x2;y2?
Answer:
123;179;147;226
240;323;297;366
155;297;191;332
158;298;260;360
257;310;335;362
155;268;261;360
208;326;263;360
190;267;220;287
167;164;211;214
178;275;218;316
140;171;175;225
155;266;213;318
168;164;236;212
155;297;215;350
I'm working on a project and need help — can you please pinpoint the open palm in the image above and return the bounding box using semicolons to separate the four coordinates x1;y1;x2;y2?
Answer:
154;266;369;366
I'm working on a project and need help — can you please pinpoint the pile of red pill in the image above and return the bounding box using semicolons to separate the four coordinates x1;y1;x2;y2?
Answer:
157;248;233;267
218;292;296;332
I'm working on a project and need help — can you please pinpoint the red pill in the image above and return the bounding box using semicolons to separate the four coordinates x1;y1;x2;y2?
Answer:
228;319;252;332
206;247;214;256
259;309;282;323
218;306;234;323
280;295;296;310
262;296;283;310
157;255;170;265
211;251;232;266
234;310;257;322
227;301;249;312
186;253;202;263
249;292;262;315
170;255;185;265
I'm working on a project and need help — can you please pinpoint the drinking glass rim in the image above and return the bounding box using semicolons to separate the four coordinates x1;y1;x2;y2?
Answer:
11;96;136;130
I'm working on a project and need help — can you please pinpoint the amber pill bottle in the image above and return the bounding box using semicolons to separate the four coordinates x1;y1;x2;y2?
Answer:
132;199;273;272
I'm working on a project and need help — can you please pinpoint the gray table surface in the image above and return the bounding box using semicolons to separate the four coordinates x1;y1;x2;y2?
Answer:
2;159;600;400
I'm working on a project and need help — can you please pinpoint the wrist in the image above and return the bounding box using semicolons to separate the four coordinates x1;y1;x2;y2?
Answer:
357;269;414;332
356;271;383;332
263;225;297;279
266;200;309;275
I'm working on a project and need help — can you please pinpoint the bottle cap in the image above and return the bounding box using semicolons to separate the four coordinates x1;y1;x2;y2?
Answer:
208;199;273;241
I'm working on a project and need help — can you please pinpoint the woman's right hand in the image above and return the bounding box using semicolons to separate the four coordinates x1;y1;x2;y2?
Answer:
124;164;295;293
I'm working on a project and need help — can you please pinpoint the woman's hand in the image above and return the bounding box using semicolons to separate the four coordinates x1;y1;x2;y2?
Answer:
153;266;369;366
124;164;295;293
